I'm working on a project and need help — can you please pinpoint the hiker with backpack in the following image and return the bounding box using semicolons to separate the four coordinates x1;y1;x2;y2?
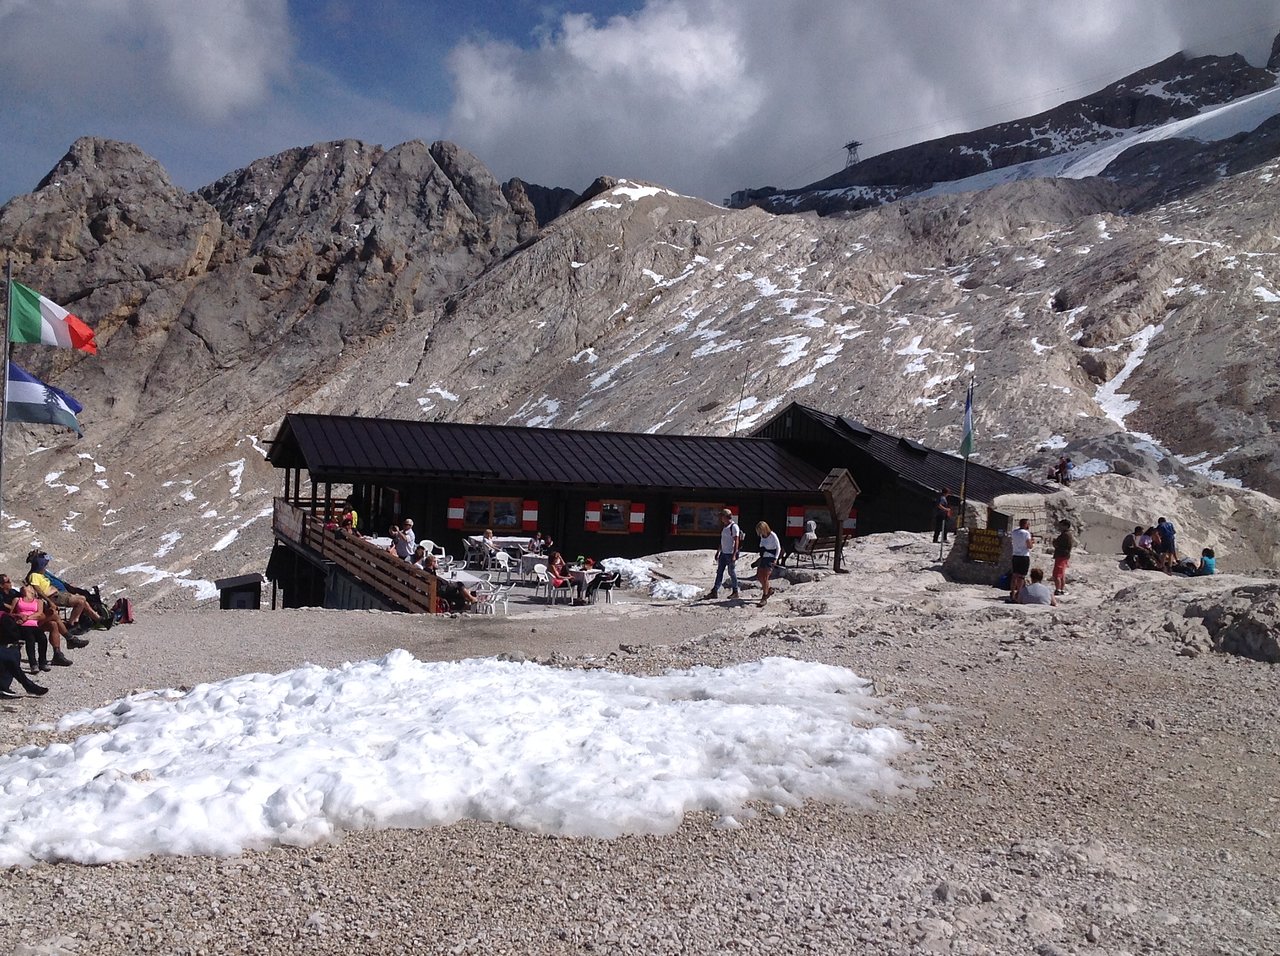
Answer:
25;550;110;634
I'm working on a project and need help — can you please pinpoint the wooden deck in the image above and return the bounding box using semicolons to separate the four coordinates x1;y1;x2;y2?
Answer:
273;499;437;613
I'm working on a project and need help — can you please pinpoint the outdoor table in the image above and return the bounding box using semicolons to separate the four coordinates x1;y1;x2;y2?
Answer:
441;568;484;587
520;554;547;582
465;535;528;549
567;567;602;601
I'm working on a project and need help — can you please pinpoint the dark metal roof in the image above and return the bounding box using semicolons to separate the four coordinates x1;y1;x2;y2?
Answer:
758;403;1049;502
269;413;829;494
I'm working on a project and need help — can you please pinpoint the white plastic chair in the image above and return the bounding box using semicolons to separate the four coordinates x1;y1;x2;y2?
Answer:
489;583;513;615
533;564;548;601
474;585;498;615
490;550;512;583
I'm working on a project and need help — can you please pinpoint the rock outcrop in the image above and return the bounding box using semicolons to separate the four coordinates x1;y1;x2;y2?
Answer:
1185;584;1280;662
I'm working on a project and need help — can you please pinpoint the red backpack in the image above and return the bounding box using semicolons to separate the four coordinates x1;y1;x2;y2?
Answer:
111;598;135;624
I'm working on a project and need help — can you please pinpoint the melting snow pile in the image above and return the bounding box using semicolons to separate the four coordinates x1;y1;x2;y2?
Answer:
0;652;917;865
600;557;701;600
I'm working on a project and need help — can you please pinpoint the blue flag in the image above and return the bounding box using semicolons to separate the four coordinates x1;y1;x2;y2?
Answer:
5;361;83;435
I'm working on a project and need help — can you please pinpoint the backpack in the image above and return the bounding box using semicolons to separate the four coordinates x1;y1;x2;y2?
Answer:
111;597;135;625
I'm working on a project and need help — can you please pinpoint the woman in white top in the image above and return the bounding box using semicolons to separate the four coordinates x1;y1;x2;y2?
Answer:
755;521;782;607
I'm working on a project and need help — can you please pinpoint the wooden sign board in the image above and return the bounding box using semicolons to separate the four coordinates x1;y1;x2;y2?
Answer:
966;528;1003;564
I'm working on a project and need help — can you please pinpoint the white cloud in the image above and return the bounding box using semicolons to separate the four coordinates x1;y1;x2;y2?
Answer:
442;0;1280;200
0;0;292;122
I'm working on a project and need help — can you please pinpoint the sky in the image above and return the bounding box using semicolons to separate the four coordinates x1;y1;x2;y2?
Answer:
0;0;1278;205
0;651;916;864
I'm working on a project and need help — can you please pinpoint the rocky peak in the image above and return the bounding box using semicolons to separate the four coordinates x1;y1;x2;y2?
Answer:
503;177;580;230
736;47;1276;216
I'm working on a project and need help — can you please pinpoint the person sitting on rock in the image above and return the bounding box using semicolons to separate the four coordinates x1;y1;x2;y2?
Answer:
1196;547;1216;575
26;550;106;634
1017;567;1057;606
1173;547;1216;576
1134;528;1160;571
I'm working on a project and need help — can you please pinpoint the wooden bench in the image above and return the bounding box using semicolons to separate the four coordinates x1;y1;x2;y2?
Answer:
791;534;854;568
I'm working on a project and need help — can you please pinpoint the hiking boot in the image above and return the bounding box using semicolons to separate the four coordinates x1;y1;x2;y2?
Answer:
39;662;52;672
51;653;73;667
66;636;90;649
25;684;48;696
0;688;22;700
730;590;741;600
704;590;720;600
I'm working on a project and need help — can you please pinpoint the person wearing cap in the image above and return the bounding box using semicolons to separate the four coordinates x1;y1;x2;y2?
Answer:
25;550;105;634
705;508;743;601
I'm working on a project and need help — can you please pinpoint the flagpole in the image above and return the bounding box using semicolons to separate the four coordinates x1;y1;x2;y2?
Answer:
0;258;11;536
958;379;973;529
731;361;750;437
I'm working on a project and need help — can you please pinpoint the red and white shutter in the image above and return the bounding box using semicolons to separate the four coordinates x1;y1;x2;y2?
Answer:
522;500;539;531
843;507;858;534
671;504;680;531
785;505;805;537
629;502;645;532
728;505;740;520
584;501;601;532
447;498;464;529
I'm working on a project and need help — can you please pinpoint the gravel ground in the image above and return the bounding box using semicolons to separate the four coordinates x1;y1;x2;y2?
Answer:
1;533;1277;955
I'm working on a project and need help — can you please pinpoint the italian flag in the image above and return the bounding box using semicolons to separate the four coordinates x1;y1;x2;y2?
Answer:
8;281;98;354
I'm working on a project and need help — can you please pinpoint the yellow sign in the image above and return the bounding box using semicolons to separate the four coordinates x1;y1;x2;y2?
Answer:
967;528;1003;564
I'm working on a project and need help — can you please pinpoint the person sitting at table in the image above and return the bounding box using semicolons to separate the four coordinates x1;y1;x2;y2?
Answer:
571;558;597;604
526;531;548;554
410;544;429;569
423;554;478;610
546;551;571;594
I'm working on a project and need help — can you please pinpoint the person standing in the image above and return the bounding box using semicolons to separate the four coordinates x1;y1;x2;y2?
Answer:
754;521;781;607
933;488;953;543
706;509;743;600
1155;516;1177;572
390;519;416;560
1051;519;1074;595
1009;518;1035;602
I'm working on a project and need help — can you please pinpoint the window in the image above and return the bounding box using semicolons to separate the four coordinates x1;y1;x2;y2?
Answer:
803;506;836;537
672;502;729;536
463;496;522;530
600;500;629;533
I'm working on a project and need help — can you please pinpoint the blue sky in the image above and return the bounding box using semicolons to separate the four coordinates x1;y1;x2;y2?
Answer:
0;1;1277;206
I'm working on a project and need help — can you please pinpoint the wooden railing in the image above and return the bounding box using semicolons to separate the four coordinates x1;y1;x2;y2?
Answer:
273;499;437;613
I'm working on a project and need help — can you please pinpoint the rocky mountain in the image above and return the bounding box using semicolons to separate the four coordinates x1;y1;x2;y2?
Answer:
734;47;1278;216
2;38;1280;605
